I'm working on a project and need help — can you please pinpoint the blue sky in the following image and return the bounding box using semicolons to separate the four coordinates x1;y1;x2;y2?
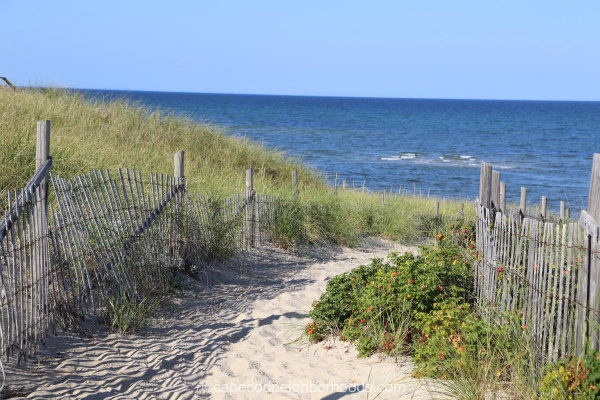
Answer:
2;0;600;100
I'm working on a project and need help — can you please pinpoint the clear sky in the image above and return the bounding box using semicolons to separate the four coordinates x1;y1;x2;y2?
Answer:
2;0;600;100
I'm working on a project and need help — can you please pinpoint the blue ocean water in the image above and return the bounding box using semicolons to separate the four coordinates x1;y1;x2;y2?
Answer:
80;90;600;211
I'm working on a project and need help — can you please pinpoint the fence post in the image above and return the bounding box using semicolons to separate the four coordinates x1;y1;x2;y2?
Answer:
520;187;527;223
173;151;185;254
491;170;500;211
246;168;255;248
499;182;506;214
174;150;185;205
479;162;492;209
34;120;51;339
36;120;51;199
174;151;184;182
435;200;439;217
541;196;547;221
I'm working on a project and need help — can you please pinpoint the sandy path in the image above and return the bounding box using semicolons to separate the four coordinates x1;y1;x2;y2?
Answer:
5;240;437;399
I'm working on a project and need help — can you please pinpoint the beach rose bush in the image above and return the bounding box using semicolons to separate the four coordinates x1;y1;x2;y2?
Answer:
308;237;474;356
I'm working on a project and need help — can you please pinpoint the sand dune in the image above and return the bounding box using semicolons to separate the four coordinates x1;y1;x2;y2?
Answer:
5;240;438;399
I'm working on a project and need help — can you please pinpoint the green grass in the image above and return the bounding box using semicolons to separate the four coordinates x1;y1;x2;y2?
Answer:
104;294;163;335
0;86;475;246
0;86;318;196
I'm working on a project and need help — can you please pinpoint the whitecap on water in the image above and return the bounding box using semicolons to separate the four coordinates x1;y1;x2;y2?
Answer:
381;153;504;169
381;152;420;161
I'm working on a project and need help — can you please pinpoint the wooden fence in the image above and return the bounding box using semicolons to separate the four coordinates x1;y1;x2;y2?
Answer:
476;157;600;363
0;121;283;366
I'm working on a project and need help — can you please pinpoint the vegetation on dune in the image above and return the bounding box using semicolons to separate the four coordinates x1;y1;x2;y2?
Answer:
0;86;474;246
307;220;477;358
0;87;317;196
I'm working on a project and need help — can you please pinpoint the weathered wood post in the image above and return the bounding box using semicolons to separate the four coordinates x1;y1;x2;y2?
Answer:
491;170;500;212
499;182;506;214
246;168;255;248
173;151;185;256
174;151;184;183
560;201;565;222
459;203;464;219
578;153;600;352
174;150;185;206
34;120;51;336
479;162;492;209
541;196;547;221
435;200;440;218
381;192;385;206
520;187;527;223
35;120;51;203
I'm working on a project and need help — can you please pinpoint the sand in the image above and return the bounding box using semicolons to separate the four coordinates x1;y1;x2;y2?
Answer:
4;239;439;399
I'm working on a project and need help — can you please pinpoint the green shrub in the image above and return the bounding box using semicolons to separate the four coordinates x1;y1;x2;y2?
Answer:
308;242;474;357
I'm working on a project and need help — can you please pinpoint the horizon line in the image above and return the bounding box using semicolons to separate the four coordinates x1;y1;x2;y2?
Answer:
21;85;600;103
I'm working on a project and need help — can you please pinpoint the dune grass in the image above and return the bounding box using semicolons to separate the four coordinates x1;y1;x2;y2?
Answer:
0;86;474;246
0;87;319;196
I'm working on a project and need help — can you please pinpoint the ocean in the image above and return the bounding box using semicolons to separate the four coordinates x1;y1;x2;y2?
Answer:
79;90;600;212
